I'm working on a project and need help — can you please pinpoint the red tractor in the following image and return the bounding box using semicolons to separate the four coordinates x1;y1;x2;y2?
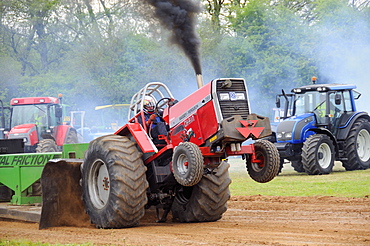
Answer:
40;78;279;229
5;95;78;152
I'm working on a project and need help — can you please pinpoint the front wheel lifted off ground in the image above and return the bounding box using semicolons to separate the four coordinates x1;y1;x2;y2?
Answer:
246;140;280;183
171;161;231;222
81;134;149;229
302;134;335;175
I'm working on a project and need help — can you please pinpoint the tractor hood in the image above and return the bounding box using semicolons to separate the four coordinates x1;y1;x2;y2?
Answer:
8;124;38;146
9;124;37;134
276;113;316;144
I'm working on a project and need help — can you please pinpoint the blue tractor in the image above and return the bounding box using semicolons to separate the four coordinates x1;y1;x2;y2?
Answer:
273;78;370;175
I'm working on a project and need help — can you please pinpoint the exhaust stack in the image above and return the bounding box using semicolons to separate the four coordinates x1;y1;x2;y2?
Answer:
196;74;204;88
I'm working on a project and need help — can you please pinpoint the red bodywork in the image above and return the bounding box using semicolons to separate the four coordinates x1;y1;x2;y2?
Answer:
8;124;38;146
116;80;265;166
7;96;74;149
10;97;59;106
53;125;74;146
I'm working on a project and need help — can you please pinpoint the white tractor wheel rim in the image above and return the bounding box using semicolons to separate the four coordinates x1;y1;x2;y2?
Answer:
357;129;370;162
176;153;189;175
318;143;331;169
88;159;110;209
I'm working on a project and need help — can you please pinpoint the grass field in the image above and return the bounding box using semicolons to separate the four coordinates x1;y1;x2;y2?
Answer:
228;158;370;198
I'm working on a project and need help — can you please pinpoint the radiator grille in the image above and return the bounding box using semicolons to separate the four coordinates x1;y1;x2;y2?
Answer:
216;79;250;119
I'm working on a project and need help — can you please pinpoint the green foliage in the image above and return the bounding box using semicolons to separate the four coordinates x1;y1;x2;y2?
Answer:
0;0;369;118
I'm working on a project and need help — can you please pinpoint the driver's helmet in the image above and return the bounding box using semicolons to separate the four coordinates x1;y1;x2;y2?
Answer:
143;95;155;113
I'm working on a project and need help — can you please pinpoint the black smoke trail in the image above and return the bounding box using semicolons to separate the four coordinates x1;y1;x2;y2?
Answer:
145;0;202;75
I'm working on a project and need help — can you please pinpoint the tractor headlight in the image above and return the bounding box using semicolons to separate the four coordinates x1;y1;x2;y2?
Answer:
219;93;230;101
317;87;327;92
235;93;245;100
277;132;292;140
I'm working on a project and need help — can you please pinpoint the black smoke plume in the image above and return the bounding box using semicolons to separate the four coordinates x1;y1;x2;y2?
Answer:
145;0;202;75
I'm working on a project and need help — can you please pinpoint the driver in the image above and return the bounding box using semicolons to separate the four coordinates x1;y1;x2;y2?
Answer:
138;95;168;144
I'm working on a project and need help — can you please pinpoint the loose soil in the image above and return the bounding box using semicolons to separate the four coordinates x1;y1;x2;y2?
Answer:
1;195;369;245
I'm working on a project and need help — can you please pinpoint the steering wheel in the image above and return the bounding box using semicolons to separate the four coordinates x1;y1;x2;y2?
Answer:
155;97;172;115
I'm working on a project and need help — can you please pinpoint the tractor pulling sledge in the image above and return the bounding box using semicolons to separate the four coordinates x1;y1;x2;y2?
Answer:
39;77;280;229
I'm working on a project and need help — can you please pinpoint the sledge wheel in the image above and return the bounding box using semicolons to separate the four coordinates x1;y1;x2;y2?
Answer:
172;142;204;186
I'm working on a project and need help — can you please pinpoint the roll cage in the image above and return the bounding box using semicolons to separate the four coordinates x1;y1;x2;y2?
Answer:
128;82;175;132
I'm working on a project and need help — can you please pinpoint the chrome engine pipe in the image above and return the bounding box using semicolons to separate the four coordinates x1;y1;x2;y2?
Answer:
196;74;204;88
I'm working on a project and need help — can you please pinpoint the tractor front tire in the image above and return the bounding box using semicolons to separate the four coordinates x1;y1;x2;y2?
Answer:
172;142;204;186
81;135;148;229
246;140;280;183
36;139;58;153
302;134;335;175
342;119;370;170
171;161;231;222
291;159;305;173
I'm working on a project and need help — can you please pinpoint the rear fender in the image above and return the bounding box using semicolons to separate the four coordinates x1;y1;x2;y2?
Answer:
115;123;158;153
53;125;74;146
309;128;339;158
336;112;370;140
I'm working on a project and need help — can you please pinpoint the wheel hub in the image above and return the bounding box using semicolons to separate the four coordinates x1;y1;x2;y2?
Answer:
357;129;370;162
317;143;331;169
88;159;110;209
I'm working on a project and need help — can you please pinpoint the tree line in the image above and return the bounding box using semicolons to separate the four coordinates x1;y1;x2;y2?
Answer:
0;0;369;119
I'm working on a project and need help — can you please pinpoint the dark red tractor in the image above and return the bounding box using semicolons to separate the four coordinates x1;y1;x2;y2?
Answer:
5;95;78;152
40;78;279;229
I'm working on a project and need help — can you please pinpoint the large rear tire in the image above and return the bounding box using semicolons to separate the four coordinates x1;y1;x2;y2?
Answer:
171;161;231;222
246;140;280;183
81;135;148;228
302;134;335;175
342;119;370;170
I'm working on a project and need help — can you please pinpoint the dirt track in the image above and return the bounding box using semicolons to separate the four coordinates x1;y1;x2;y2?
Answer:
1;195;369;245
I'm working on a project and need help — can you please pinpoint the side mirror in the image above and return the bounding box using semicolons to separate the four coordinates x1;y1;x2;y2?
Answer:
276;97;281;108
335;94;341;105
55;106;63;118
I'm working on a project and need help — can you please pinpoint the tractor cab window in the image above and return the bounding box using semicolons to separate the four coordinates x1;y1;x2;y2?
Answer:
342;90;354;112
295;91;325;116
329;92;343;112
11;104;48;129
294;91;344;126
48;105;58;127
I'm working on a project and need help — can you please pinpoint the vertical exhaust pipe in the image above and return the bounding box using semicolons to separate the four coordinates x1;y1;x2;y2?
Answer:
196;74;204;88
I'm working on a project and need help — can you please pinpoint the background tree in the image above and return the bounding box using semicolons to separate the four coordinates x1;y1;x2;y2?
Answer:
0;0;369;124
